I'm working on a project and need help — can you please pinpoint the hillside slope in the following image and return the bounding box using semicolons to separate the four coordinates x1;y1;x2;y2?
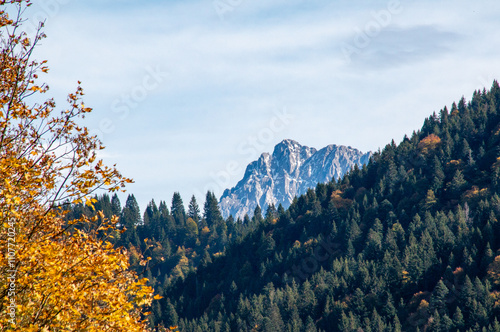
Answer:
160;82;500;332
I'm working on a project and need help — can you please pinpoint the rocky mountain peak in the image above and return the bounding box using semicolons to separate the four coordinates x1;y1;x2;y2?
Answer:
219;139;372;220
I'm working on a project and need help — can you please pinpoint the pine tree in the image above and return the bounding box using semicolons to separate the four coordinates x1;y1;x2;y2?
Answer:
448;170;467;197
351;288;367;317
441;314;453;331
188;195;201;222
428;309;441;332
159;200;176;237
265;204;277;223
122;194;142;227
299;280;317;318
370;309;385;332
204;191;224;227
430;156;445;191
253;205;264;224
171;192;186;226
393;315;402;332
120;194;142;247
144;199;160;235
491;318;500;332
163;299;179;327
263;303;284;332
452;306;465;330
111;193;122;216
258;231;276;258
430;280;449;315
364;218;383;259
304;316;317;332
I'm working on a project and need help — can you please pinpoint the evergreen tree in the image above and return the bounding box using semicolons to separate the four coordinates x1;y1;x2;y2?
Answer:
111;193;122;216
120;194;142;247
204;191;224;227
163;299;179;327
304;316;317;332
122;194;141;227
171;192;186;226
253;205;264;224
188;195;201;222
448;170;467;197
265;204;277;223
453;307;465;330
430;280;449;316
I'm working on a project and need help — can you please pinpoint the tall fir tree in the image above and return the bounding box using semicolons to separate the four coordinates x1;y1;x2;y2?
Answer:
204;191;224;227
188;195;201;222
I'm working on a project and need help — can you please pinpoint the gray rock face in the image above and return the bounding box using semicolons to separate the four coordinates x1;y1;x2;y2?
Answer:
219;139;371;219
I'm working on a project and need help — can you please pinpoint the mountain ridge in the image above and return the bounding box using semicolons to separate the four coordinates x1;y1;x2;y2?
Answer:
219;139;372;219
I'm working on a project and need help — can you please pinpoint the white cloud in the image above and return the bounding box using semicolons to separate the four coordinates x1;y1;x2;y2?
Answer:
22;0;500;209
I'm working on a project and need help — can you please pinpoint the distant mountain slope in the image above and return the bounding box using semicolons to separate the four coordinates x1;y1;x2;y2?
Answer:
162;82;500;332
219;139;372;219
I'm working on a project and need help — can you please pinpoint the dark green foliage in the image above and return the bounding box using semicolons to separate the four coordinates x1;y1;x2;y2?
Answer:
111;193;121;216
120;194;141;247
171;192;186;226
153;82;500;331
204;191;224;227
188;195;201;222
67;82;500;331
65;190;264;330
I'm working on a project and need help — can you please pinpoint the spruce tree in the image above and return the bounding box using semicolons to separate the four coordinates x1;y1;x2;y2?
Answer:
171;192;186;226
111;193;122;217
188;195;201;222
204;191;224;227
430;280;449;315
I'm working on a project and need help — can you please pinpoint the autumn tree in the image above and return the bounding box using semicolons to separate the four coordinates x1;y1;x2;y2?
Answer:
0;1;155;330
418;133;441;155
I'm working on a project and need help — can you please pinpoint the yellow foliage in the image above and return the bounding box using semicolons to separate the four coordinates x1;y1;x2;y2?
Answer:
171;254;190;280
201;226;210;236
330;190;352;209
0;3;153;330
491;291;500;309
447;159;462;167
402;270;410;284
418;299;429;310
418;134;441;154
494;125;500;137
304;238;315;247
424;190;437;207
463;186;489;201
487;256;500;286
493;157;500;169
186;217;199;236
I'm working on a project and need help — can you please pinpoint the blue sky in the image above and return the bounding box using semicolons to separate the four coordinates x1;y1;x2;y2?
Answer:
24;0;500;210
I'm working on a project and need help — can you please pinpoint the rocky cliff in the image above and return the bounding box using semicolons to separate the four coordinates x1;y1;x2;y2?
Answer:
219;139;371;219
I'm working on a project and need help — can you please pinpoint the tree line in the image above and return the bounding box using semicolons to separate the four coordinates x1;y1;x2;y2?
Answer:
69;82;500;331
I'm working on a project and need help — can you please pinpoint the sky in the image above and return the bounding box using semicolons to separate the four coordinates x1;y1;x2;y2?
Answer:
20;0;500;211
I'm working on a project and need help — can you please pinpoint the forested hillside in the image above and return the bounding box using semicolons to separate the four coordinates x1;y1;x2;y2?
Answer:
69;83;500;331
66;191;268;326
154;83;500;331
4;0;500;330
